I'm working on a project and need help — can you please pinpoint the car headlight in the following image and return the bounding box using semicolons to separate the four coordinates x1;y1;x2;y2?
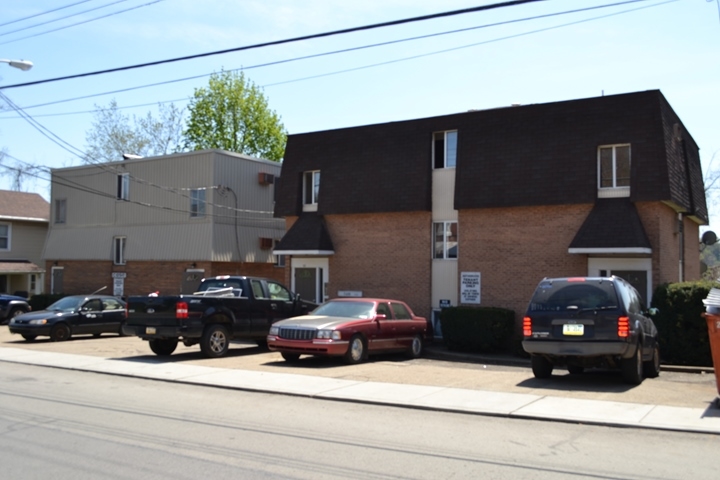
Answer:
316;330;341;340
268;326;279;336
28;319;48;325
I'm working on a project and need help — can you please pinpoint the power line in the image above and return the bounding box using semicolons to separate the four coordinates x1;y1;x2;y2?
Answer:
0;0;94;28
0;0;165;47
0;0;131;38
0;0;551;89
0;0;664;115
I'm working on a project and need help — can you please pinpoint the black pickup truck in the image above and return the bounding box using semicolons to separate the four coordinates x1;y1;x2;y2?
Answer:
123;276;317;358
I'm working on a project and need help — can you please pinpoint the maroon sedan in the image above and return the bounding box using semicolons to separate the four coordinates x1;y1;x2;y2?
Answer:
267;298;428;364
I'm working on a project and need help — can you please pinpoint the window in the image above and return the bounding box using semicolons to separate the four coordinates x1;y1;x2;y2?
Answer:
190;188;206;218
268;281;291;301
55;199;66;224
251;279;267;299
376;302;392;318
599;145;630;189
433;130;458;169
0;223;10;250
117;173;130;200
433;222;458;259
303;170;320;211
391;302;412;319
274;240;286;267
113;236;126;265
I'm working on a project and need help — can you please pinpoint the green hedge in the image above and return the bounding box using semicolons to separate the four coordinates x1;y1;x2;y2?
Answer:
440;306;515;353
651;281;718;367
28;294;66;311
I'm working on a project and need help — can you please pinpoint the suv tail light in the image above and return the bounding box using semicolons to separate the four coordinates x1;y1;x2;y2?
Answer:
176;301;189;319
523;316;532;336
617;316;630;338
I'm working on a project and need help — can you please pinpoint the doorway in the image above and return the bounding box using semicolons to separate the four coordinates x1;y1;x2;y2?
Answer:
291;257;329;304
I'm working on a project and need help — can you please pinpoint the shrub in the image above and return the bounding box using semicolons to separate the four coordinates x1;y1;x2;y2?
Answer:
651;281;718;367
440;306;515;353
28;294;66;311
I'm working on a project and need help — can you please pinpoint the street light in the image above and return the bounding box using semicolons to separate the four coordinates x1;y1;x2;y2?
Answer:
0;59;33;71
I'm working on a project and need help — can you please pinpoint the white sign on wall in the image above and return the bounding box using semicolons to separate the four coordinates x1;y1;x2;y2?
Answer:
113;277;124;297
460;272;481;304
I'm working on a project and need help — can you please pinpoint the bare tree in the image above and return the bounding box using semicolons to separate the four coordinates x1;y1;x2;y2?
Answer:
83;100;185;163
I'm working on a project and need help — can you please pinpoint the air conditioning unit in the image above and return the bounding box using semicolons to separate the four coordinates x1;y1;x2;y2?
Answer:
258;172;275;185
259;237;273;250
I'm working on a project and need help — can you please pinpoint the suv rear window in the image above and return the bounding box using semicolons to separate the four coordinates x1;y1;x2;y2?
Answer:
528;279;619;312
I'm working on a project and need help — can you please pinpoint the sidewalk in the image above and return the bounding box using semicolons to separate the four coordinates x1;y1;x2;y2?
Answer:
1;344;719;435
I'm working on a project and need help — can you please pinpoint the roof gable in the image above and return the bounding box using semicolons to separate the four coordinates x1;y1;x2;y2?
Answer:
0;190;49;221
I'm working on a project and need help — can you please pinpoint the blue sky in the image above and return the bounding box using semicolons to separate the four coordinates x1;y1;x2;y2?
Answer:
1;0;719;226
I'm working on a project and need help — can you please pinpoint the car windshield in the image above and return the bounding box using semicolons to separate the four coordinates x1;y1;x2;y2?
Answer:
46;296;85;312
311;301;375;319
528;280;619;312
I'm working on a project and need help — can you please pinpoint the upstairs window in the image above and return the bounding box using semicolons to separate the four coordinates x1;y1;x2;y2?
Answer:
598;145;630;197
303;170;320;212
433;131;457;169
0;223;10;250
190;188;206;218
113;236;126;265
55;199;66;224
117;173;130;200
433;221;458;259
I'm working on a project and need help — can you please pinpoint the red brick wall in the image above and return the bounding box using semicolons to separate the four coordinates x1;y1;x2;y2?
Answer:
324;212;432;319
44;260;285;296
459;204;590;321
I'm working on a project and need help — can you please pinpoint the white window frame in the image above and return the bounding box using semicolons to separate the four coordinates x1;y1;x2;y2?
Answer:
55;198;67;224
433;130;458;169
117;173;130;200
190;188;206;218
0;223;10;251
303;170;320;212
598;144;630;198
113;236;126;265
433;221;458;260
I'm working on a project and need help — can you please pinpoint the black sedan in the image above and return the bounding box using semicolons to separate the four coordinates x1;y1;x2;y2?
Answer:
8;295;126;342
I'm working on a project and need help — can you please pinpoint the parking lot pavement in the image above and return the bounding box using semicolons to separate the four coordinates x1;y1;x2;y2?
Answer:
1;327;717;411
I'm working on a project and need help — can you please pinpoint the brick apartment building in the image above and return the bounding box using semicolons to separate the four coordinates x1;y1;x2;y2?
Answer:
273;90;707;331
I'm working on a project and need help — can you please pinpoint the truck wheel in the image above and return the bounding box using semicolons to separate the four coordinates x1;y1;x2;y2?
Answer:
531;355;553;379
149;339;178;356
343;334;366;364
200;324;230;358
621;342;643;385
2;308;25;325
50;323;71;342
642;343;661;379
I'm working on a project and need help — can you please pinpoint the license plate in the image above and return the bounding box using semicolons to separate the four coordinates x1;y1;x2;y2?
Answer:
146;327;156;334
562;324;584;336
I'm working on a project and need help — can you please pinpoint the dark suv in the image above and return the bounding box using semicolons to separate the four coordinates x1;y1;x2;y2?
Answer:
522;276;660;385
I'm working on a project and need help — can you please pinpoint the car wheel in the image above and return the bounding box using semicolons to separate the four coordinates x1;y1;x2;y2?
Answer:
21;334;37;341
344;334;366;364
200;324;230;358
531;355;553;379
567;365;585;375
149;339;178;356
406;334;423;359
621;342;643;385
643;342;661;379
281;352;301;362
50;323;71;342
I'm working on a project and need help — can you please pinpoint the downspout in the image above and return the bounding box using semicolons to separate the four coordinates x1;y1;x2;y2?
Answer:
675;123;694;283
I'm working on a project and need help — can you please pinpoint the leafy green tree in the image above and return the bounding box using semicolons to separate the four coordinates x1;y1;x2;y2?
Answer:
183;71;286;161
83;100;185;163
